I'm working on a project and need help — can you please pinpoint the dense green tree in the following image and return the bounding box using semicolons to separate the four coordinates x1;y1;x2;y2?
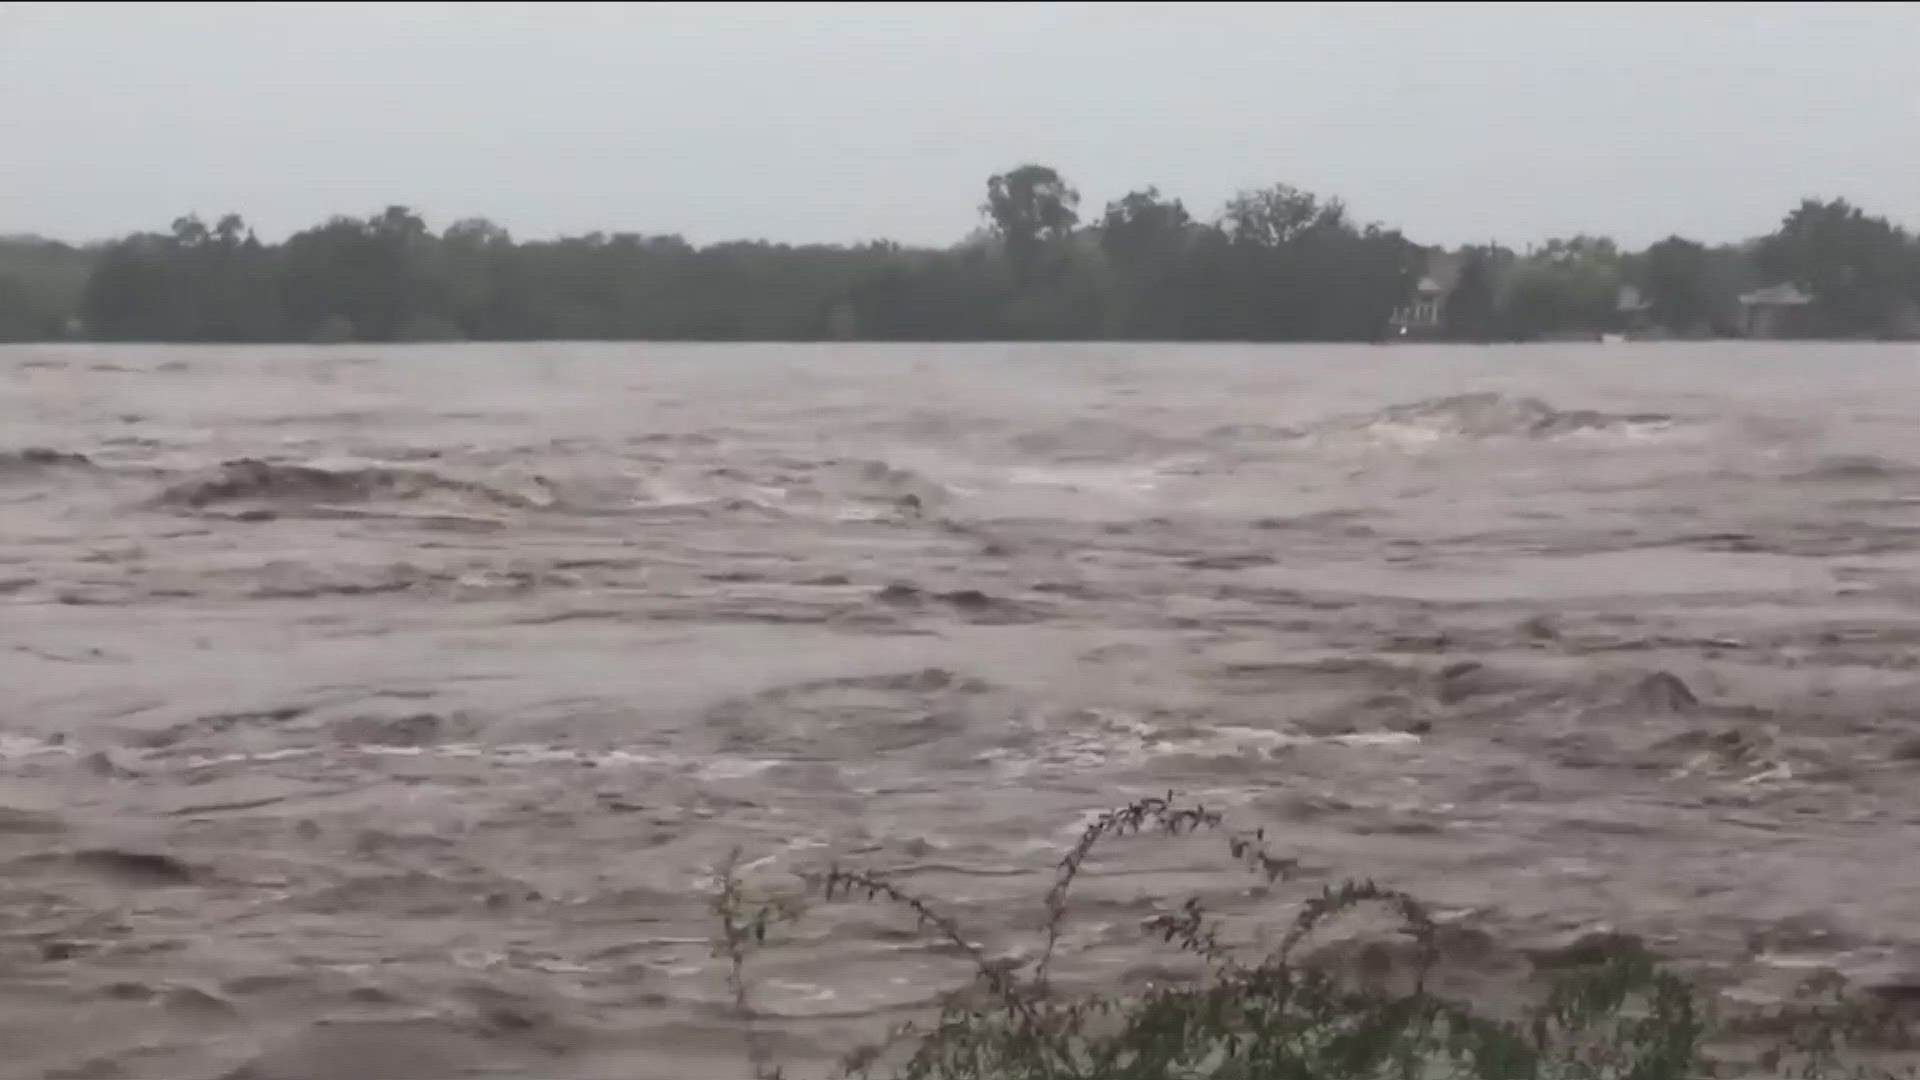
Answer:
1220;185;1342;248
981;164;1079;288
1499;236;1625;338
81;235;176;340
14;180;1920;345
1094;188;1197;338
0;236;88;340
1700;243;1759;335
1755;198;1916;336
1637;236;1714;335
1442;247;1501;341
0;269;71;340
1097;188;1193;266
1186;184;1418;341
276;206;435;341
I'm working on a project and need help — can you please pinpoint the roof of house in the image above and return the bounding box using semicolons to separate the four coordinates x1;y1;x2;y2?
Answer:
1739;283;1813;306
1413;249;1465;295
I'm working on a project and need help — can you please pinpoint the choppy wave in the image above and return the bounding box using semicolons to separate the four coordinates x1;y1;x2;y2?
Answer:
0;447;98;480
16;344;1920;1080
816;458;951;511
1789;454;1920;482
976;708;1421;779
150;458;546;514
630;457;949;522
1310;393;1679;447
1010;417;1199;460
1004;465;1164;498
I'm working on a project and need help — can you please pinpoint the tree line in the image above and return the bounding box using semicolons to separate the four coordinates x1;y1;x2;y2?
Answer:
3;166;1919;343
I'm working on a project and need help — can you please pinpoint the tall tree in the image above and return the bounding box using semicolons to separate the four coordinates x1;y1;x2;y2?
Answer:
1220;185;1340;248
982;164;1079;287
1096;188;1196;337
1499;236;1624;338
279;206;435;341
1638;235;1712;334
1756;198;1914;335
1097;188;1192;265
1;236;89;340
1199;184;1416;340
1443;248;1500;341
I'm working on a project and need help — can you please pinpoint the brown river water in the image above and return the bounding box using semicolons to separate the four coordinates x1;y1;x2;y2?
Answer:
7;342;1920;1078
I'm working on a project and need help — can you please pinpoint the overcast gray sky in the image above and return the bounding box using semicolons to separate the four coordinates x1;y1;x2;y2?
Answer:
2;1;1916;249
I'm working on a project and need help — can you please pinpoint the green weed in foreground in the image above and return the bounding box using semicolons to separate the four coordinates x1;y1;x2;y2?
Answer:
712;794;1914;1080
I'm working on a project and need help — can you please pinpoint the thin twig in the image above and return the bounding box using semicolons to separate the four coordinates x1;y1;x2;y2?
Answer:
821;866;1039;1026
711;848;792;1080
1035;792;1293;995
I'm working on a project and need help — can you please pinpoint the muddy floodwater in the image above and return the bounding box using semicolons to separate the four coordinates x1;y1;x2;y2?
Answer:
9;342;1920;1078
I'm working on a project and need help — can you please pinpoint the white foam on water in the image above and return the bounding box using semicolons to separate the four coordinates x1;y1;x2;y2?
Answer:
976;712;1421;779
1005;466;1164;497
0;734;77;760
0;738;785;784
1299;393;1696;453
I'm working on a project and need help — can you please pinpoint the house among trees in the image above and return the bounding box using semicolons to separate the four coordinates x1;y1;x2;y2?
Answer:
1389;249;1464;338
7;174;1916;346
1890;299;1920;340
1614;284;1655;333
1737;283;1814;338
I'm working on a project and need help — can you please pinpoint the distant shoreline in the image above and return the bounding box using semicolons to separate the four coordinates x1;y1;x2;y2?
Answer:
4;176;1915;345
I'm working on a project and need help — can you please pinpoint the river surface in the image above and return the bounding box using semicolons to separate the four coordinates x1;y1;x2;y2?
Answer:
7;342;1920;1078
